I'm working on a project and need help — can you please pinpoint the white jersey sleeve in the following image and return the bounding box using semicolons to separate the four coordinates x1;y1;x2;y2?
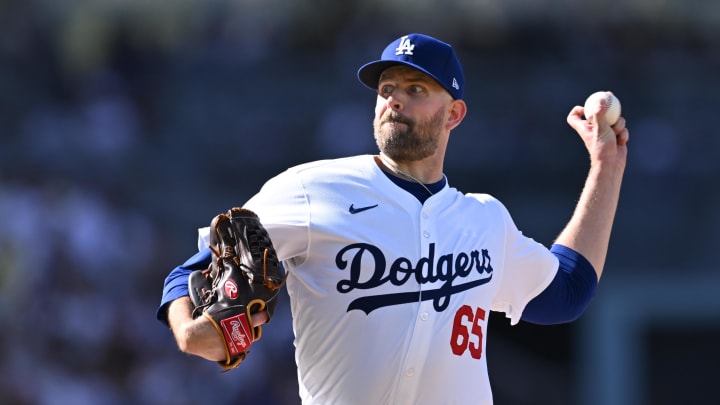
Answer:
242;166;312;263
196;164;311;260
472;194;558;325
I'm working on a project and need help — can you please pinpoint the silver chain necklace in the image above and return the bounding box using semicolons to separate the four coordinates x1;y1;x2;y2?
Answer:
379;154;434;196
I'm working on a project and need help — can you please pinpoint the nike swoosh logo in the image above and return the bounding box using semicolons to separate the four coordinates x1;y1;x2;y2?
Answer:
349;203;379;214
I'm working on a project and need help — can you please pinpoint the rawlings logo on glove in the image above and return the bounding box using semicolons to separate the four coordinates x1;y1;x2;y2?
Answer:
221;314;252;355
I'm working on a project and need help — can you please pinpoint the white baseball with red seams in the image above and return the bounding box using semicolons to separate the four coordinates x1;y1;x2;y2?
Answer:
197;155;558;405
584;91;621;126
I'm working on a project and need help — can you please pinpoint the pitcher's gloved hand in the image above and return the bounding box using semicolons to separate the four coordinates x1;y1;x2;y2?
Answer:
188;208;286;370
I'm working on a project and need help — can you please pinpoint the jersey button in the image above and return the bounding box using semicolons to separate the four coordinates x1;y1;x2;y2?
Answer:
406;368;415;377
423;231;430;238
420;312;429;321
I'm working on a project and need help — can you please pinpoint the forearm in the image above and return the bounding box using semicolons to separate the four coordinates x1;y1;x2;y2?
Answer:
167;296;226;361
554;159;625;280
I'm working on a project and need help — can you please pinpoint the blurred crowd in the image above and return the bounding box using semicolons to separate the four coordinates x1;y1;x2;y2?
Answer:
1;1;719;404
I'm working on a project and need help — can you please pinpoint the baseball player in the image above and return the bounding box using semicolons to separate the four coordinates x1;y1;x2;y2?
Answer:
157;33;629;404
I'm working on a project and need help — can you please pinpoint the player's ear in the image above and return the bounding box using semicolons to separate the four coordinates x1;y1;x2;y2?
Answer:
446;99;467;130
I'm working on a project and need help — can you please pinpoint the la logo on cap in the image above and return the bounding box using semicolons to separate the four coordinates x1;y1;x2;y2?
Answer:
395;36;415;56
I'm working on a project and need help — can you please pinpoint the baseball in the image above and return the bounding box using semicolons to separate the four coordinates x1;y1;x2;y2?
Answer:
584;91;621;126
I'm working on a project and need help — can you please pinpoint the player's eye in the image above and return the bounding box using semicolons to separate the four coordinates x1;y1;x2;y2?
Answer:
409;85;424;94
379;84;394;96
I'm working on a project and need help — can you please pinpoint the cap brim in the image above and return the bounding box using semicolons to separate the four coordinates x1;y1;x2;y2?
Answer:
357;60;440;92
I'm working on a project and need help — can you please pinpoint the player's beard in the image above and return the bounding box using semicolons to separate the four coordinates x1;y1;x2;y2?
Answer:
373;107;445;162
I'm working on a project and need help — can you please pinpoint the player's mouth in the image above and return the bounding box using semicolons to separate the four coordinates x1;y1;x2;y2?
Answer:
383;120;408;129
382;112;413;127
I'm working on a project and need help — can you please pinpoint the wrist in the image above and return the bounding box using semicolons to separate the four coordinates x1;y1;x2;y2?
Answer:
177;316;227;361
589;157;626;180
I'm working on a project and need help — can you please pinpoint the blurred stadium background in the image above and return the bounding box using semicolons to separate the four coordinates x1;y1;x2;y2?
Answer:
1;0;719;404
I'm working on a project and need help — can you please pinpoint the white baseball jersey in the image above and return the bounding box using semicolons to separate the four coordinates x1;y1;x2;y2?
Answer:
198;155;558;405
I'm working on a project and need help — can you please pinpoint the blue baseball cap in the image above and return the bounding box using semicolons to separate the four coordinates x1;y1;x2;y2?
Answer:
357;33;464;100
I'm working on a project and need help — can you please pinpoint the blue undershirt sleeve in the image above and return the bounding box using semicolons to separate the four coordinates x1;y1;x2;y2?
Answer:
520;244;599;325
156;247;212;326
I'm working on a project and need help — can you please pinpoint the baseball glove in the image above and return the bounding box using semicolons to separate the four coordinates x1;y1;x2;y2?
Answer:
188;207;286;370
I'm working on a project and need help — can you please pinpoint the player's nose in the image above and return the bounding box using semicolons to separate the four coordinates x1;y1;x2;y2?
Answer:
384;93;403;111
